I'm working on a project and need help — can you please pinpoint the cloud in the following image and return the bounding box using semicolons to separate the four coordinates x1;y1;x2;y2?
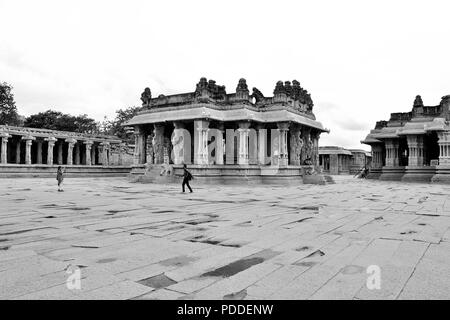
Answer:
334;118;373;132
1;0;449;153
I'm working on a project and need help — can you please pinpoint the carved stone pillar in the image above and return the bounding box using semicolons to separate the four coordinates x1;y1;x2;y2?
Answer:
100;142;110;166
57;141;63;165
406;135;424;166
36;140;43;164
118;143;126;165
248;126;258;165
134;126;143;165
289;125;302;166
384;139;400;167
438;131;450;165
215;123;225;165
22;135;36;165
45;137;57;165
300;127;311;165
153;124;165;165
371;144;384;169
236;122;250;165
172;122;186;165
84;140;93;166
330;154;339;175
65;138;77;165
310;130;320;167
277;122;290;167
194;120;209;165
1;133;11;164
133;125;147;165
256;124;267;165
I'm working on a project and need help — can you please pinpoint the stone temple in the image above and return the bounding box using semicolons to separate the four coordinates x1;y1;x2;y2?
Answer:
362;94;450;183
319;146;372;175
126;78;329;184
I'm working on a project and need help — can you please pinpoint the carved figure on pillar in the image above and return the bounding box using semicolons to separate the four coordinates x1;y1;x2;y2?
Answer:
300;127;311;164
171;124;185;165
289;126;302;166
146;133;154;164
152;124;165;164
163;136;172;164
310;131;320;166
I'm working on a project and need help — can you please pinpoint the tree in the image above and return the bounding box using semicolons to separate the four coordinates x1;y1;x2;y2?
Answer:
72;114;100;134
101;106;141;142
24;110;100;133
0;82;22;126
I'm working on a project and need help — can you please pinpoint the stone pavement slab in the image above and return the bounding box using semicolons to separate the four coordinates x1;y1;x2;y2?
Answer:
0;176;449;299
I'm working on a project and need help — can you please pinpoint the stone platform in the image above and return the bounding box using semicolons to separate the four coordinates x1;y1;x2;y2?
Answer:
402;166;436;182
131;164;331;185
370;165;450;183
1;176;449;300
0;165;132;178
431;165;450;184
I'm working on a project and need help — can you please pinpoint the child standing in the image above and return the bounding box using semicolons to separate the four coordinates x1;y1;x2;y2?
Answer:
57;166;65;192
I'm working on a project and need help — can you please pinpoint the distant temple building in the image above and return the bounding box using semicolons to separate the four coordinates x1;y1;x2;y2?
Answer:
362;94;450;182
319;146;371;175
0;125;132;176
126;78;329;184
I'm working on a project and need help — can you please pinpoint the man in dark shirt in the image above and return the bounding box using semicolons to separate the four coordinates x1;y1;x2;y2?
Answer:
182;164;193;193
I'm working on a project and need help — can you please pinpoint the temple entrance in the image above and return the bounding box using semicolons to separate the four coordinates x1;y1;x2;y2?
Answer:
399;137;408;166
425;131;439;165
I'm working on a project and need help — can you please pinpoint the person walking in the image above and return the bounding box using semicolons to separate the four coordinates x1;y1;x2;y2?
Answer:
57;166;65;192
182;164;193;193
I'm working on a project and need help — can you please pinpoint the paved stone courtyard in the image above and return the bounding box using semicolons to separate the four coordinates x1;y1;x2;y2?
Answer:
1;176;449;300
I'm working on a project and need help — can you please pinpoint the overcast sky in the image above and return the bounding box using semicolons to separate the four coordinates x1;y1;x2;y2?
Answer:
1;0;449;150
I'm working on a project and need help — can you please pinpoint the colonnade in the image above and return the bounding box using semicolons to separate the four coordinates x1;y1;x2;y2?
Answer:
370;132;450;168
133;120;321;167
0;133;114;166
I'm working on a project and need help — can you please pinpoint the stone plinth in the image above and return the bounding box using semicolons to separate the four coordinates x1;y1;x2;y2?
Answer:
402;166;436;182
379;166;406;181
130;164;330;185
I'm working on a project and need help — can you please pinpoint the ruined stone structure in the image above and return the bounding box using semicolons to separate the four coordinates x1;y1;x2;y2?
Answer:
0;125;133;177
319;146;371;175
126;78;329;184
362;94;450;182
348;149;372;174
